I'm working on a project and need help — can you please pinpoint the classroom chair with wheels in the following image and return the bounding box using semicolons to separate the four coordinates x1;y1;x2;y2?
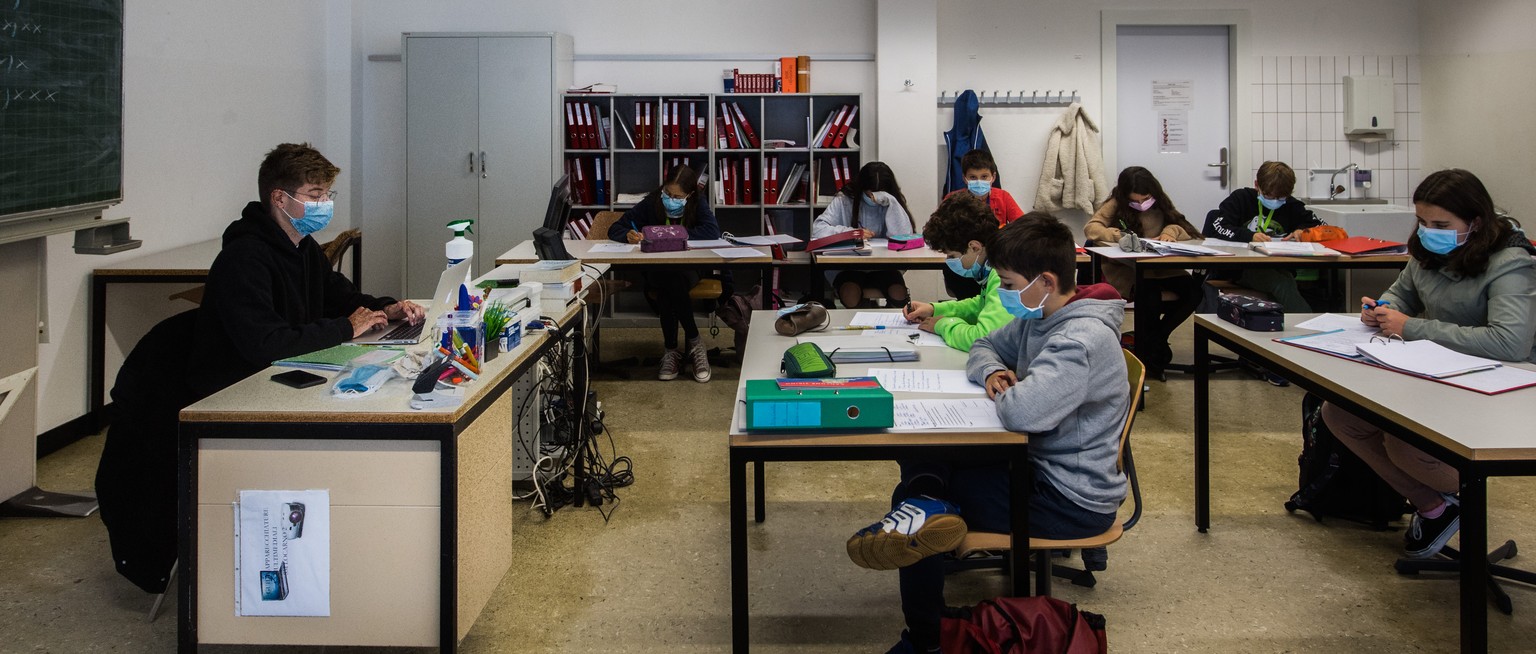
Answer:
1395;539;1535;615
945;348;1145;596
169;229;363;305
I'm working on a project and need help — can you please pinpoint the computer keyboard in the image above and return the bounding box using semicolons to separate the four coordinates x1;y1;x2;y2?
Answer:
382;321;424;341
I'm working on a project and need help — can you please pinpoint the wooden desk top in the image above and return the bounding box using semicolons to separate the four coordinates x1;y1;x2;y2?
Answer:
181;302;583;426
495;238;772;266
1197;314;1536;461
729;308;1025;447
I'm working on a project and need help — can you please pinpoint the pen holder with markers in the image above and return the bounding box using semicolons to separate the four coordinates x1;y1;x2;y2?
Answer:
439;310;484;365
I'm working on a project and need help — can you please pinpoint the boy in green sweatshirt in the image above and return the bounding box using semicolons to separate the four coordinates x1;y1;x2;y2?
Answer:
901;193;1019;351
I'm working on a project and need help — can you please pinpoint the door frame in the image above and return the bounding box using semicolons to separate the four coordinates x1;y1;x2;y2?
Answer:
1100;9;1252;184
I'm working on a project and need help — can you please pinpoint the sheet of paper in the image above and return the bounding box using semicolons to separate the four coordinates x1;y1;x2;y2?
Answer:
1199;238;1250;248
862;328;947;347
1145;240;1231;256
866;238;889;248
893;399;1004;431
1445;365;1536;394
1278;329;1377;357
849;311;917;328
587;242;637;253
869;367;986;394
236;490;330;617
711;247;764;259
1295;313;1376;334
729;234;798;246
688;239;733;249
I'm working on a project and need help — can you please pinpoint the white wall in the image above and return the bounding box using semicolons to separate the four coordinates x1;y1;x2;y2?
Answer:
933;0;1419;234
32;1;332;433
1417;0;1536;211
345;0;878;298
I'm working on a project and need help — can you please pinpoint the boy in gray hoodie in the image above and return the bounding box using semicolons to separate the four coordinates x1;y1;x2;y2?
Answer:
846;215;1130;654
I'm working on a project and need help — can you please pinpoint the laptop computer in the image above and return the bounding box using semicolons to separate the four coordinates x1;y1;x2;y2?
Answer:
349;259;471;345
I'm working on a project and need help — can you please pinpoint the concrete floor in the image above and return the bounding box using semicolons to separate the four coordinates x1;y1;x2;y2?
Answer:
4;320;1536;653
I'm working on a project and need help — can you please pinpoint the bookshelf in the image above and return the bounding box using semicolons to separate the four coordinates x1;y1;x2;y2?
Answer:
561;92;862;247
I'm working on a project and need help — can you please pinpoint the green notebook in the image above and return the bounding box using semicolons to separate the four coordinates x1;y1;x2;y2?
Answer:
743;379;894;430
273;344;404;372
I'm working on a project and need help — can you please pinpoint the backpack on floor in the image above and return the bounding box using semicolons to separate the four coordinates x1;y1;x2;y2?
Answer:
941;596;1108;654
713;285;761;359
1284;392;1413;530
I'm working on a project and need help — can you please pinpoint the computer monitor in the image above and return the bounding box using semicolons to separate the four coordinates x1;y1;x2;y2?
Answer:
533;175;573;260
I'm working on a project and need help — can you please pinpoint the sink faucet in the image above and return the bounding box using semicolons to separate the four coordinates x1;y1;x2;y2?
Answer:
1329;163;1359;200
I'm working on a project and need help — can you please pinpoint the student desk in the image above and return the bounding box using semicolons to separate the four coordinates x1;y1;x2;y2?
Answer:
728;308;1032;653
496;238;776;307
90;233;364;429
1193;313;1536;653
176;302;581;653
1086;243;1408;369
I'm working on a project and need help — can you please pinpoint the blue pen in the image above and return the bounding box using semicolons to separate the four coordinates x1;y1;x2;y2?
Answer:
1363;299;1391;310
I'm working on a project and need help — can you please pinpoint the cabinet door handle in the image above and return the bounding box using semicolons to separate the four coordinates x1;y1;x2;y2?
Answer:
481;151;487;178
468;152;475;173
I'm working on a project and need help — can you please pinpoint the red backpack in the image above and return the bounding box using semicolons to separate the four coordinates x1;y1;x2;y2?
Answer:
941;597;1108;654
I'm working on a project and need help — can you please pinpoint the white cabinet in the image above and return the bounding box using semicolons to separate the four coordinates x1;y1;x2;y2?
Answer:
404;33;572;297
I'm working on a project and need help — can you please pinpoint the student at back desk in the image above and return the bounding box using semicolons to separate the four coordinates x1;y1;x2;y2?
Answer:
941;149;1025;299
811;161;916;309
1205;160;1322;312
901;193;1014;351
1322;168;1536;560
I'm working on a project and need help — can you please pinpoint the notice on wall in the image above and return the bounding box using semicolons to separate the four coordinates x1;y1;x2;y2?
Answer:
236;489;330;617
1151;80;1194;109
1158;111;1189;154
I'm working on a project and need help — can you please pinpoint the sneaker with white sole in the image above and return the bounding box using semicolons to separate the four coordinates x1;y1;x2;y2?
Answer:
1404;494;1460;559
847;496;967;570
658;349;684;381
687;337;711;383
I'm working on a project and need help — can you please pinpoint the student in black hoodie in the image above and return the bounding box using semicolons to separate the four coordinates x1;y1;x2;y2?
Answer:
189;143;422;399
1205;160;1323;312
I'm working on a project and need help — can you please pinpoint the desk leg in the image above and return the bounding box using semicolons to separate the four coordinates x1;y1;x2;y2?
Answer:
1194;327;1210;533
731;449;750;653
1132;265;1151;367
759;265;775;309
1009;452;1032;597
89;275;108;432
1460;473;1488;654
753;461;765;523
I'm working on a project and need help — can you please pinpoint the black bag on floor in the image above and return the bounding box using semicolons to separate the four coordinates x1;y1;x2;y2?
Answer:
1284;393;1412;530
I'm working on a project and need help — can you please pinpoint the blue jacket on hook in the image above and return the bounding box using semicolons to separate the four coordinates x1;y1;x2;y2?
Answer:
942;89;990;196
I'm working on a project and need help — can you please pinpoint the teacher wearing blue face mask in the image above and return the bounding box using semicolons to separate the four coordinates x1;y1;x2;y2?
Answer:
610;164;724;383
188;143;422;399
900;193;1017;351
1323;168;1536;561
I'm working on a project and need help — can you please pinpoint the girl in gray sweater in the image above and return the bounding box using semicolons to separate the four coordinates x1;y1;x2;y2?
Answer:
1323;169;1536;560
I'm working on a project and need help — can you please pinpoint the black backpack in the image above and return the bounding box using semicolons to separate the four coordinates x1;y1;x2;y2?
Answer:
1284;393;1413;530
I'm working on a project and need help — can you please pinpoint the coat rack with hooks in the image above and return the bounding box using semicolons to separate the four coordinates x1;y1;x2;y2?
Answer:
937;89;1080;107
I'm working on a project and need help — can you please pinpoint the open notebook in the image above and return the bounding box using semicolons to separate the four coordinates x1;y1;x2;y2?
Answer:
1354;339;1501;379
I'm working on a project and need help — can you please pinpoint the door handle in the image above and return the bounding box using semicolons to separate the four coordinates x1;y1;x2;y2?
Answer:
468;152;475;174
1206;147;1229;189
480;151;487;179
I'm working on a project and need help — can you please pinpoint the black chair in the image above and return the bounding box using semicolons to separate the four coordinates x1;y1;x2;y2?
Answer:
95;309;198;595
1395;540;1535;615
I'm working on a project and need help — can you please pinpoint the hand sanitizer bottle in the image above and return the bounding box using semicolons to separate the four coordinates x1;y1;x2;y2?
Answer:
446;220;474;269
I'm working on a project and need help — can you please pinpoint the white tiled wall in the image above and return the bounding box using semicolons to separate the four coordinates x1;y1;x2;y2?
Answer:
1250;55;1421;204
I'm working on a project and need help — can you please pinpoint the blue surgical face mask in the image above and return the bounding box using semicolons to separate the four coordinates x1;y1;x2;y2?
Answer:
944;251;989;280
1258;194;1287;211
997;274;1047;320
1417;225;1469;255
661;195;686;217
282;191;333;236
967;179;992;197
862;193;880;208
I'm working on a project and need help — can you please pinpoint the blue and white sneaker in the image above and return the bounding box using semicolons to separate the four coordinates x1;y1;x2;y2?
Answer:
847;496;967;570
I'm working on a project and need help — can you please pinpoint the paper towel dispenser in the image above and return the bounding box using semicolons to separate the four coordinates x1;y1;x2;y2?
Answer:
1343;75;1395;140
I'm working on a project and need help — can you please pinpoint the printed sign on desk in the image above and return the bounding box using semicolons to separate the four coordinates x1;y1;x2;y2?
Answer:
236;489;330;616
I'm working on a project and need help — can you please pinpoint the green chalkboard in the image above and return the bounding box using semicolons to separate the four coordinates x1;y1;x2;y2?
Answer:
0;0;123;219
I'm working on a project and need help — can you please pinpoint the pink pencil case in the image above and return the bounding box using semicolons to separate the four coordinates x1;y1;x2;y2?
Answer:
887;234;925;251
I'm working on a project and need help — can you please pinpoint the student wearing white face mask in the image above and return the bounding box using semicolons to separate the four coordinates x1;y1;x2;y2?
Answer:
811;162;916;309
901;194;1020;351
1322;169;1536;560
